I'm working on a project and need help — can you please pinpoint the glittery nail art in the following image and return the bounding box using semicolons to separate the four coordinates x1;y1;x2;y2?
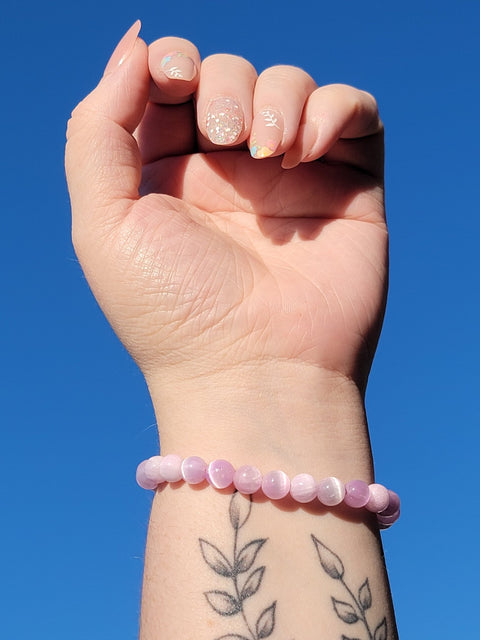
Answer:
205;97;244;145
160;51;196;81
250;109;284;159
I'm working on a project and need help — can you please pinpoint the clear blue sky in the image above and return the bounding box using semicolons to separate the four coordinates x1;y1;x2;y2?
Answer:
1;1;478;638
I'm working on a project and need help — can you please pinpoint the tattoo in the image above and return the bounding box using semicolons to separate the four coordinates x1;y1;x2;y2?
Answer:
311;535;387;640
199;492;277;640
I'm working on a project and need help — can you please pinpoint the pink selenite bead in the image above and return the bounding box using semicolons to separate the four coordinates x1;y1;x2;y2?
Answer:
233;465;263;494
159;454;183;482
317;477;345;506
379;490;401;516
290;473;317;503
143;456;165;485
377;491;401;528
181;456;207;484
366;483;390;513
344;480;370;508
136;460;158;490
377;508;400;528
262;470;290;500
208;459;235;489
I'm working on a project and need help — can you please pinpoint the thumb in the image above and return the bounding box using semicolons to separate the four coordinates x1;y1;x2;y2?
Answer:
65;21;149;247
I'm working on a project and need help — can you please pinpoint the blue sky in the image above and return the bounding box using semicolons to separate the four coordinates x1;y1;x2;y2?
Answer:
1;0;479;638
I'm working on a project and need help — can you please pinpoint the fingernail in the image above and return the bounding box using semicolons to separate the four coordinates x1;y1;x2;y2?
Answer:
250;108;284;159
104;20;141;76
161;51;197;81
206;97;244;145
281;151;301;169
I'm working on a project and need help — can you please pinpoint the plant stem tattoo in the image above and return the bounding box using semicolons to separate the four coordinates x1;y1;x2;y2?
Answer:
199;492;276;640
311;535;387;640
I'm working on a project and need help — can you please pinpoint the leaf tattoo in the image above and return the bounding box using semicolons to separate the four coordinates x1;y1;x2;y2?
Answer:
236;540;267;573
312;536;345;580
229;491;252;530
200;540;235;577
241;567;265;600
256;602;276;639
200;492;277;640
205;591;243;616
373;619;387;640
358;580;372;611
332;599;359;624
311;535;388;640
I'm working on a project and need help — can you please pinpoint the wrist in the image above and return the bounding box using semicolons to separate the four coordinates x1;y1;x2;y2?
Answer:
145;360;374;481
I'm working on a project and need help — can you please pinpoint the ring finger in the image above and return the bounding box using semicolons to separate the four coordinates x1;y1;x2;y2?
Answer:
249;65;317;159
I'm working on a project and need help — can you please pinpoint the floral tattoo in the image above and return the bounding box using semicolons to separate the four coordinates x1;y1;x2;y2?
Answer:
199;492;276;640
311;535;387;640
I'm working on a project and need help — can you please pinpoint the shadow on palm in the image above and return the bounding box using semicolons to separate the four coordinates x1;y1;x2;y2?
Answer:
139;150;382;246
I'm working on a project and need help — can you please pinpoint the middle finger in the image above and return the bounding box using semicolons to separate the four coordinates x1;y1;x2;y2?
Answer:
196;54;257;151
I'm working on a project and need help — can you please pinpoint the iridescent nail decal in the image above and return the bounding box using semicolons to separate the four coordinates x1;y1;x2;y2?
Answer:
250;109;283;159
206;97;244;145
161;51;196;81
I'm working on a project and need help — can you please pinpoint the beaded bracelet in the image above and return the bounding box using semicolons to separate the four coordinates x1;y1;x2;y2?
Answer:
136;454;400;528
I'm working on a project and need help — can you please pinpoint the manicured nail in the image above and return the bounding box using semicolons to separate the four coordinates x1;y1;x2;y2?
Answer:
280;152;301;170
161;51;197;81
104;20;141;76
206;97;244;145
250;108;284;159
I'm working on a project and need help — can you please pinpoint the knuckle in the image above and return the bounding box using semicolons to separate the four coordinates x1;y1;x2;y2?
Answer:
258;64;312;85
202;53;256;75
359;89;379;113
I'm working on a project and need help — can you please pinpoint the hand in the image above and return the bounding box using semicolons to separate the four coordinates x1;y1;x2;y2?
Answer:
65;23;387;423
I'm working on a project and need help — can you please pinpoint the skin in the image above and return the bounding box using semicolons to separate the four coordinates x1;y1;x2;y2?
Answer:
66;25;397;640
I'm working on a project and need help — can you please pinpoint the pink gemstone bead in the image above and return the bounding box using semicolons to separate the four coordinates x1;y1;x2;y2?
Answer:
366;483;390;513
143;456;165;485
379;490;401;516
208;459;235;489
181;456;207;484
262;470;290;500
317;477;345;506
159;454;183;482
136;460;158;490
377;508;400;528
233;465;262;494
344;480;370;508
290;473;317;503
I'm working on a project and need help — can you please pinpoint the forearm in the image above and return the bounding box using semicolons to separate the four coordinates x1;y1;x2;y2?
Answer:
64;23;396;640
140;364;398;640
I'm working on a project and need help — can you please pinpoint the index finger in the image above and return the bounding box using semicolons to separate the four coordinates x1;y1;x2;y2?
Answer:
135;38;202;165
148;37;201;104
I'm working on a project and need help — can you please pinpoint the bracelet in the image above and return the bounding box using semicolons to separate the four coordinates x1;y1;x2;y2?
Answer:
136;454;400;528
